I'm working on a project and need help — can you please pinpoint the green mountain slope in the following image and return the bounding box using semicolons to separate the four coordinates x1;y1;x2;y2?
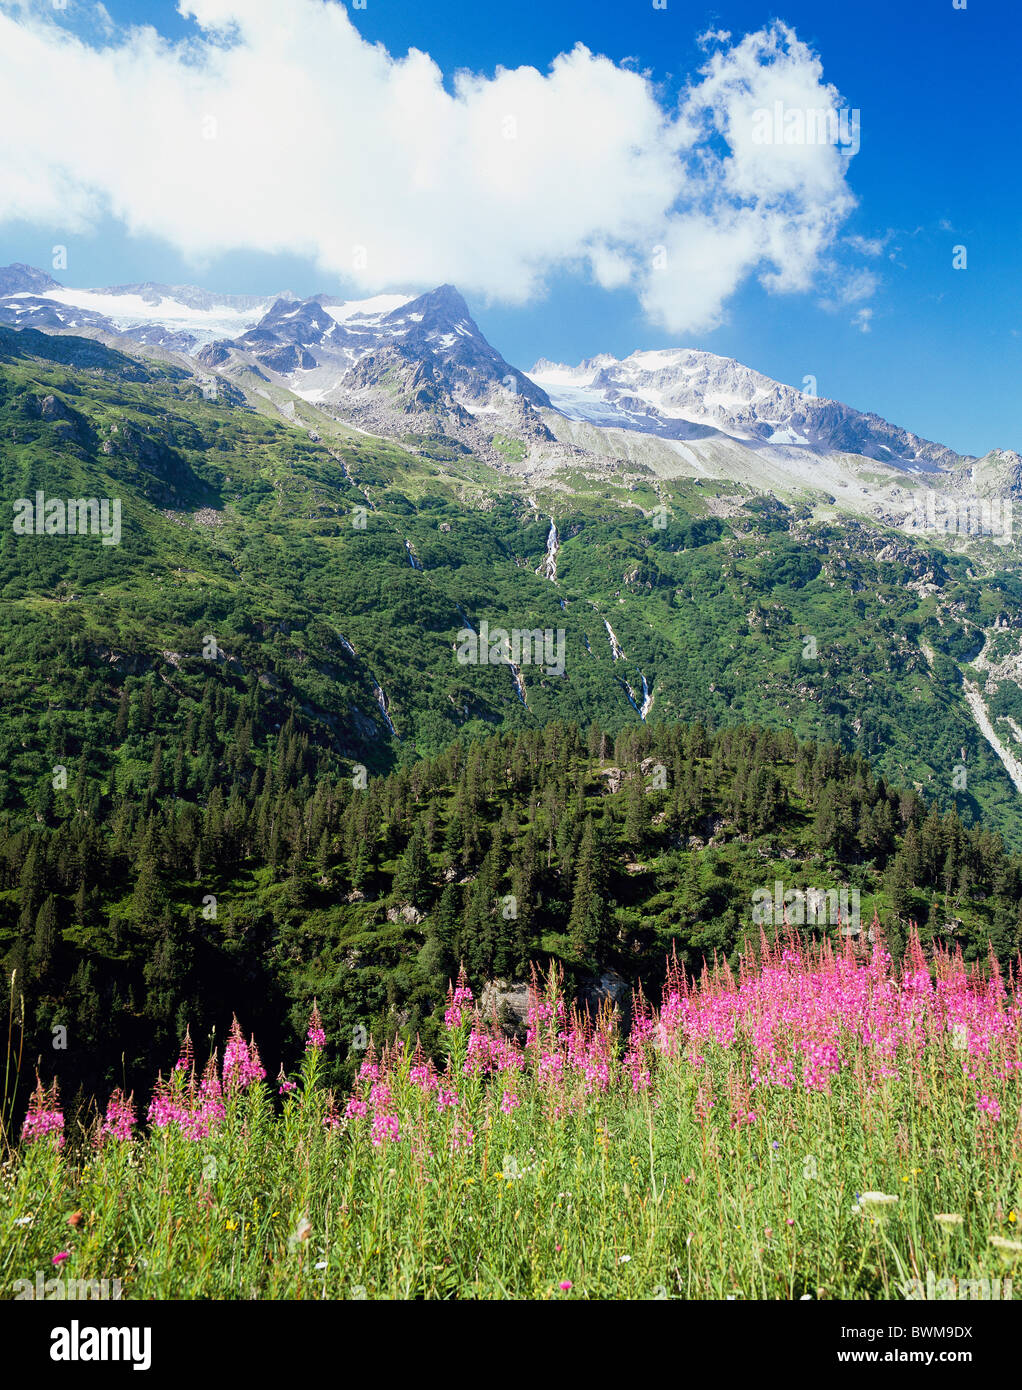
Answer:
0;324;1019;834
1;325;1022;1112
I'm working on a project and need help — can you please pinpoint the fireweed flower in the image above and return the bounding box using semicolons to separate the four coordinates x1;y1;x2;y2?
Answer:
52;1252;70;1266
197;1058;226;1129
450;1118;474;1152
500;1090;520;1116
222;1016;266;1091
62;929;1022;1274
444;970;474;1030
358;1046;381;1083
371;1113;400;1146
99;1088;135;1144
306;1000;326;1050
410;1040;439;1091
977;1093;1001;1121
21;1078;64;1150
174;1026;195;1073
322;1090;342;1130
146;1075;180;1130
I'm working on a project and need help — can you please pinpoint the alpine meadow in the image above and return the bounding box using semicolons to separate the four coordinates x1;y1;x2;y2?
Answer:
0;0;1020;1347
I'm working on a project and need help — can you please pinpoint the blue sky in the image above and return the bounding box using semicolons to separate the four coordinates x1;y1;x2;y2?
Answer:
0;0;1018;457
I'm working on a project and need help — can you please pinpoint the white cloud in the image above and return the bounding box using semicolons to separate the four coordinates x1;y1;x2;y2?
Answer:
847;233;889;258
818;267;881;313
697;29;732;48
0;2;867;335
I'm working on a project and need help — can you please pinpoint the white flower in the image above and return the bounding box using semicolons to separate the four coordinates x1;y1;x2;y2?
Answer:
315;1260;328;1270
859;1192;899;1206
618;1254;631;1263
13;1215;33;1226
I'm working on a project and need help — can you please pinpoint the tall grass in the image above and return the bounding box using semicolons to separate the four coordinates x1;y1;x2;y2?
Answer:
0;970;24;1155
2;928;1021;1300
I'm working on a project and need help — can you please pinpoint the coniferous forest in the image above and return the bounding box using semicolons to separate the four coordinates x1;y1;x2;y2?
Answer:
2;12;1022;1314
0;322;1021;1129
4;705;1021;1117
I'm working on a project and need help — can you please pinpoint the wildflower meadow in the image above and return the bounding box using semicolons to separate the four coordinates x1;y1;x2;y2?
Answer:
3;924;1022;1301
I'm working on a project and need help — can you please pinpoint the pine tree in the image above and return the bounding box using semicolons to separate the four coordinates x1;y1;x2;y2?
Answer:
114;688;130;742
394;820;431;909
623;771;651;854
567;817;608;960
420;882;461;985
29;894;58;976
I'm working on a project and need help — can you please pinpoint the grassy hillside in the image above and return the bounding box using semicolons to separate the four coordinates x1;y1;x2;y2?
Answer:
5;938;1022;1301
0;325;1021;1115
1;713;1020;1116
0;325;1019;828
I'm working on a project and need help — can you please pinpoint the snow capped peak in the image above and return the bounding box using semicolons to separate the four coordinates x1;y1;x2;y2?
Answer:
0;263;974;475
527;343;963;471
0;266;277;350
528;354;618;388
622;347;690;371
41;286;273;343
319;293;414;324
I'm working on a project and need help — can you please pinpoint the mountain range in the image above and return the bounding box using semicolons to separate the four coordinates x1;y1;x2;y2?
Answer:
3;259;1022;1101
2;263;1018;516
1;260;1022;841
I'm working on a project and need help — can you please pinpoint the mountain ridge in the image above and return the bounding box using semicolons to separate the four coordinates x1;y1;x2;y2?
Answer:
1;263;1011;478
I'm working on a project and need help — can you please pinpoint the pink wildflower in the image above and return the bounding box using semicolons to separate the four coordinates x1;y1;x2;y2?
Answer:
21;1077;64;1150
99;1088;135;1144
444;967;474;1030
977;1093;1001;1121
500;1090;520;1116
306;1000;326;1050
222;1016;265;1091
